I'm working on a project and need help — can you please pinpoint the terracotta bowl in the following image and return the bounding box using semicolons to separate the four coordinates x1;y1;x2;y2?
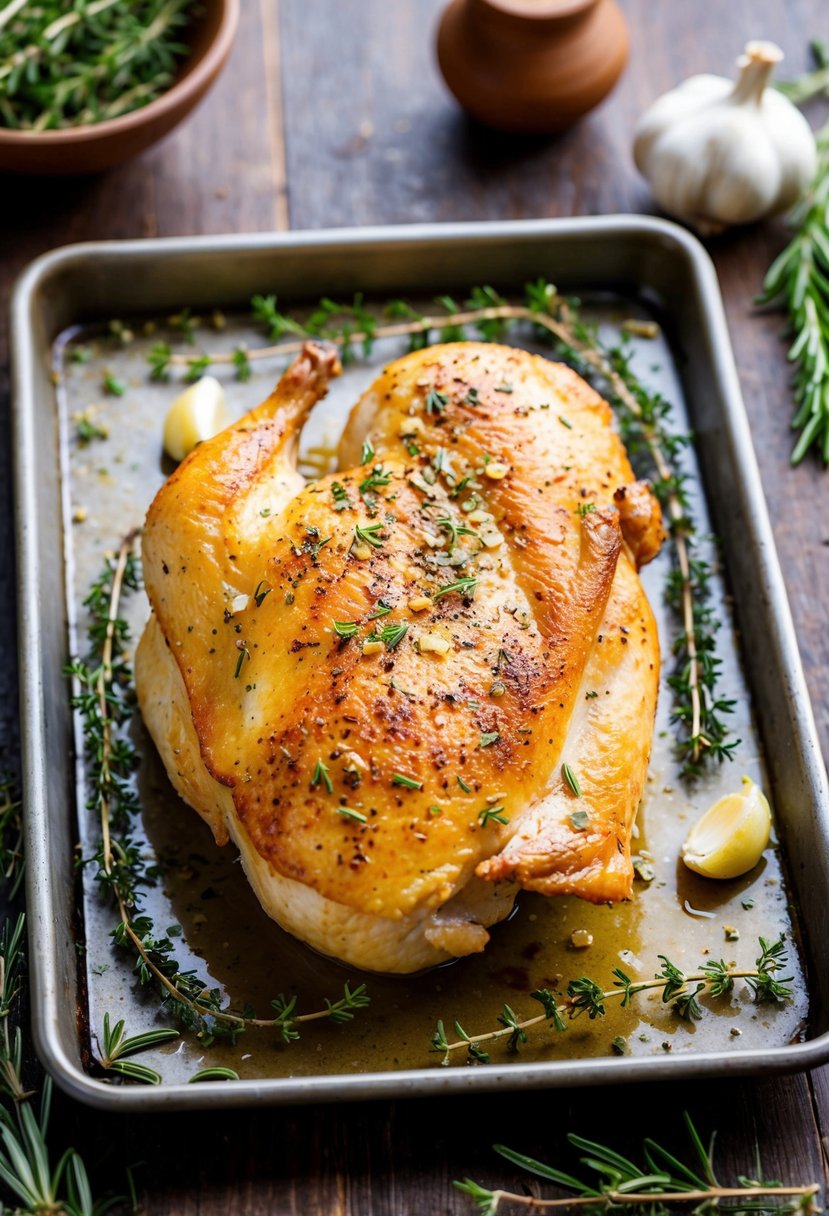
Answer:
0;0;239;176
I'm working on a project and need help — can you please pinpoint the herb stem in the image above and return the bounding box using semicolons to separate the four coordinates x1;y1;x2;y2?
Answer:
479;1185;821;1213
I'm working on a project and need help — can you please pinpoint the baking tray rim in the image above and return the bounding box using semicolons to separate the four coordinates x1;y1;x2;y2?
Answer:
11;214;829;1111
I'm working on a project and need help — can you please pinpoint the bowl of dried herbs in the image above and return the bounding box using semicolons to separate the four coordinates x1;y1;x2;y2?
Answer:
0;0;239;174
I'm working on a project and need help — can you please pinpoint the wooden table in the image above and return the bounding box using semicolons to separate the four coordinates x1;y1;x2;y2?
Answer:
1;1;828;1210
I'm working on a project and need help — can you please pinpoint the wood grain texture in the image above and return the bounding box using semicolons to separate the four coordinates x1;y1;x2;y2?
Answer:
0;0;828;1211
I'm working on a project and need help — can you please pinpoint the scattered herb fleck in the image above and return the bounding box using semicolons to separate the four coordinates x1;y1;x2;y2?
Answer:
562;763;582;797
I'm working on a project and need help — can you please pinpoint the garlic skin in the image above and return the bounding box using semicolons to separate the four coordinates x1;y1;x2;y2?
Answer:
634;41;817;235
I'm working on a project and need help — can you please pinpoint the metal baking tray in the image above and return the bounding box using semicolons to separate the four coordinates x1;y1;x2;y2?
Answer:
11;217;829;1111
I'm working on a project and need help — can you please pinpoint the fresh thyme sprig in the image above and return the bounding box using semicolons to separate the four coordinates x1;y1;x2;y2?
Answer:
0;0;199;131
758;43;829;464
67;535;371;1053
456;1112;821;1216
432;936;792;1065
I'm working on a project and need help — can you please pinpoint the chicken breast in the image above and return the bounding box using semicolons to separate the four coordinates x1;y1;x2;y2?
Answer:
135;340;663;973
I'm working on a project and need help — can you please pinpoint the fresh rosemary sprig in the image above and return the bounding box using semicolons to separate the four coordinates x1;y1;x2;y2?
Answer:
96;1013;179;1087
0;0;199;131
456;1111;821;1216
432;936;793;1065
67;535;371;1053
145;281;735;773
0;774;116;1209
0;775;22;899
758;43;829;464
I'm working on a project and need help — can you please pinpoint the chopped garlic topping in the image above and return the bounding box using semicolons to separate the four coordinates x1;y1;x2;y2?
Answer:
483;461;509;480
417;633;451;656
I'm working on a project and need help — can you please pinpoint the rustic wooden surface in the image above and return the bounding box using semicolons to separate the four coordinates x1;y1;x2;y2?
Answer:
1;0;828;1211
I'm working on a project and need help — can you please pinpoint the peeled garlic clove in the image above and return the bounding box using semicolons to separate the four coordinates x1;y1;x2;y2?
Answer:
163;376;229;463
681;777;771;880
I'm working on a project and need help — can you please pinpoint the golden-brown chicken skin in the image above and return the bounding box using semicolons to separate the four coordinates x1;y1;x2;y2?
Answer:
136;341;663;973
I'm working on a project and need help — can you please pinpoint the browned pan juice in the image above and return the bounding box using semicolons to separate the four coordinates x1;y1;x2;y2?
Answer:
57;302;808;1085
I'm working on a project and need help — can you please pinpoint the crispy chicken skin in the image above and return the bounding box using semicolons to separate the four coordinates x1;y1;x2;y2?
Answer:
135;341;663;973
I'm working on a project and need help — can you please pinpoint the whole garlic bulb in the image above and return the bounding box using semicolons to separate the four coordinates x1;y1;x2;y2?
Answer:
633;41;817;235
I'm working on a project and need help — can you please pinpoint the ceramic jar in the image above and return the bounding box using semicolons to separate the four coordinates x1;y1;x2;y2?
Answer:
436;0;629;134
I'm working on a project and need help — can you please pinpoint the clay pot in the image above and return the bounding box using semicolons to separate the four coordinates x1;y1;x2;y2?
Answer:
436;0;629;134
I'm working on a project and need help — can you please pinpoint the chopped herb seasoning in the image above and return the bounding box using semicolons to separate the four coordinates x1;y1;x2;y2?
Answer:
370;622;409;649
433;576;478;600
360;438;375;464
428;805;444;817
449;476;472;499
569;809;590;830
436;516;478;551
457;776;471;793
234;642;250;679
478;806;509;826
585;690;598;699
633;855;655;882
465;387;479;405
494;383;513;394
260;508;272;518
479;731;500;748
102;372;126;397
392;773;422;790
76;415;109;444
354;523;385;549
253;580;272;607
558;415;573;429
562;763;582;797
312;759;334;794
337;806;367;823
359;466;392;498
333;621;359;638
331;482;351;511
368;600;393;619
576;502;596;517
426;388;449;414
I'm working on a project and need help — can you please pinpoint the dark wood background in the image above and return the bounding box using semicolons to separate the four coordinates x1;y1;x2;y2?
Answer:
1;1;828;1210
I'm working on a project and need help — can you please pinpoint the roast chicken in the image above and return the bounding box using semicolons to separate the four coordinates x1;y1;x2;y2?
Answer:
135;341;664;974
